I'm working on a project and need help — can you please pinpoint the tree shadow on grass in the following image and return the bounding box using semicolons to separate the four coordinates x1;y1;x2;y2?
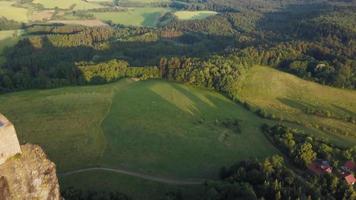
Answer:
142;12;161;27
277;97;314;112
332;104;356;118
100;80;275;179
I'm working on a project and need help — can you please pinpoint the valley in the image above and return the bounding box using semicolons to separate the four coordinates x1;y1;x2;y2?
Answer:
1;66;355;199
0;0;355;199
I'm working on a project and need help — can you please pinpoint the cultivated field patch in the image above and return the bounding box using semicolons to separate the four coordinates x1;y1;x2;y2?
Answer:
121;0;171;3
48;19;108;27
92;7;169;27
0;1;29;22
31;10;55;21
32;0;104;10
174;10;217;20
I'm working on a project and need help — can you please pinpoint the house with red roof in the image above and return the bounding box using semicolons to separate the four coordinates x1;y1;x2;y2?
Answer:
344;161;355;171
338;161;356;185
343;174;355;185
308;160;332;175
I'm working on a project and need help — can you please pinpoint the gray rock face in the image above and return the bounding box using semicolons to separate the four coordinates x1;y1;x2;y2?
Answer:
0;114;22;165
0;144;61;200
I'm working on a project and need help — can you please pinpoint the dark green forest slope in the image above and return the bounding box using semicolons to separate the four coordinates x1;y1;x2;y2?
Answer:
1;1;356;91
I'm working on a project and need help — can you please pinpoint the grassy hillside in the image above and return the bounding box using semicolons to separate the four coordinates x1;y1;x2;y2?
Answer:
0;0;167;26
174;11;218;20
0;79;276;174
122;0;171;3
0;79;276;197
235;65;356;147
61;171;201;200
92;7;169;27
33;0;104;10
99;79;276;178
0;1;29;22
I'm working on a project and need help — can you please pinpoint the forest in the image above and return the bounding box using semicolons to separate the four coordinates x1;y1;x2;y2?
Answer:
1;2;355;91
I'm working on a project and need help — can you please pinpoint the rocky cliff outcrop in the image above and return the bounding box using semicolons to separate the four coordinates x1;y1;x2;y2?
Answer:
0;144;61;200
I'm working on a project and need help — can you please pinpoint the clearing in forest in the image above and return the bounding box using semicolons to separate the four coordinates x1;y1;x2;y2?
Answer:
92;7;170;27
174;10;218;20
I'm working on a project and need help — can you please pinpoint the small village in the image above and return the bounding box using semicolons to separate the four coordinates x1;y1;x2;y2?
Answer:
308;159;355;185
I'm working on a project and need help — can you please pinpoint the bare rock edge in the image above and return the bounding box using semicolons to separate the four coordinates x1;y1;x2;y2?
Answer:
0;144;61;200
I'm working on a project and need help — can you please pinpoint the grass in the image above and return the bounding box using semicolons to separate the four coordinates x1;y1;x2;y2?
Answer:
0;79;276;175
32;0;104;10
92;7;169;27
47;19;108;27
0;79;276;183
0;1;29;22
174;10;217;20
87;0;112;2
121;0;171;2
31;10;54;21
235;65;356;147
0;30;19;41
99;79;276;179
60;171;202;200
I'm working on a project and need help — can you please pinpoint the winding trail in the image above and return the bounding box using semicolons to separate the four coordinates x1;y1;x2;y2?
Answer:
59;167;206;185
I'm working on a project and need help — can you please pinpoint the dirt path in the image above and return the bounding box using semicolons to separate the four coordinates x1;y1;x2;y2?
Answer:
59;167;206;185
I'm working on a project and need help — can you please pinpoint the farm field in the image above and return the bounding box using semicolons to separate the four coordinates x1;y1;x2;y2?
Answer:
92;7;169;27
32;0;104;10
87;0;112;2
31;10;55;21
0;1;29;22
48;19;108;27
0;30;19;41
0;79;276;179
235;65;356;147
0;0;171;27
174;10;218;20
121;0;171;2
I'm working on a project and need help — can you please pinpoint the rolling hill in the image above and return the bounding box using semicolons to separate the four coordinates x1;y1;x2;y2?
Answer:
235;65;356;147
0;78;277;198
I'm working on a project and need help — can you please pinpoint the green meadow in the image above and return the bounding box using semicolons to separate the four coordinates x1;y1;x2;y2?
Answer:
0;78;277;198
122;0;171;2
0;79;276;176
32;0;104;10
0;1;29;22
60;171;202;200
121;0;171;2
0;30;19;41
235;65;356;147
174;10;218;20
92;7;169;27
